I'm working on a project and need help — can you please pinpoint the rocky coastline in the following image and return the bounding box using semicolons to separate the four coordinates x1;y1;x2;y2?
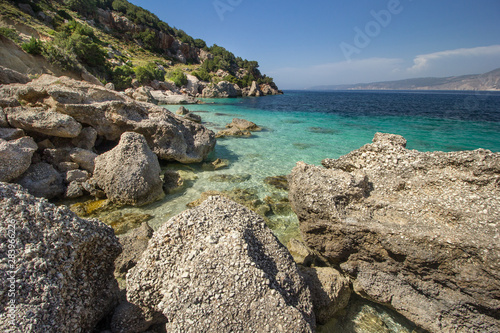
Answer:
1;64;499;332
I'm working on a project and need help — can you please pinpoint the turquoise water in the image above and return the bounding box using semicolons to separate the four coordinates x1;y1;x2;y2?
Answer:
129;90;500;242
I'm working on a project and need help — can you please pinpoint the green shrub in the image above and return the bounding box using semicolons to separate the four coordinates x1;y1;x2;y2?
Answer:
22;37;43;55
192;69;211;82
111;64;134;90
41;42;80;72
167;69;187;87
135;62;164;84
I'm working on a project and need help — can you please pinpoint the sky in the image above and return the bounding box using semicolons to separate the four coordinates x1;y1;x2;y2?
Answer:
129;0;500;89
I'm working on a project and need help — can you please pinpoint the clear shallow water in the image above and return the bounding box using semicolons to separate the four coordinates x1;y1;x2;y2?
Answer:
135;90;500;240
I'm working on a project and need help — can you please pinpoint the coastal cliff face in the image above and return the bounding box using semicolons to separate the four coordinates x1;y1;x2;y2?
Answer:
288;133;500;332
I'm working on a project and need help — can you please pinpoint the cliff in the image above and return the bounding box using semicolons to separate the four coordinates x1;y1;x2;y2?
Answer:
0;0;281;96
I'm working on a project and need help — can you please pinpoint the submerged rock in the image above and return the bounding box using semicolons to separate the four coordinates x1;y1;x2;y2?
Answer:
288;133;500;333
127;196;316;332
202;158;230;171
264;175;289;190
0;183;121;333
92;132;164;206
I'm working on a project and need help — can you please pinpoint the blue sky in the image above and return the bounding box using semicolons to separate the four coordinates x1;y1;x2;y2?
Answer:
129;0;500;89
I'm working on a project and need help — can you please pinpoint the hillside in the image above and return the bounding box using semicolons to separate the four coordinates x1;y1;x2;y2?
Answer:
310;68;500;91
0;0;281;96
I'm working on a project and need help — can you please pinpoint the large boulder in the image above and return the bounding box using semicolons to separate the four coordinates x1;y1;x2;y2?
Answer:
92;132;164;206
0;136;37;182
5;106;82;138
0;75;214;163
0;183;121;332
126;196;316;332
202;81;241;98
288;133;500;333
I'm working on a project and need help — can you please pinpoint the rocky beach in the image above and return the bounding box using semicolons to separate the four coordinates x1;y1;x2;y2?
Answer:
1;64;499;332
1;0;500;332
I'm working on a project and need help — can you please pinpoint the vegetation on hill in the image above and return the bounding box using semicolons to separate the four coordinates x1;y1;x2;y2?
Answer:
1;0;277;91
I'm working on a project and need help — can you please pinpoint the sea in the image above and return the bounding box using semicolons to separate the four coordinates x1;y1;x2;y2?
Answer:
111;90;500;332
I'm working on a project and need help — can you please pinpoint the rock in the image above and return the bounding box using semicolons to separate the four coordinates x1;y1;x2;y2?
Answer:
228;117;261;131
0;75;214;163
0;108;8;127
65;169;90;183
0;183;121;333
65;180;85;199
70;148;98;173
111;301;166;333
0;136;37;182
43;148;72;166
216;118;261;138
101;211;153;236
300;267;351;324
215;126;251;138
202;158;230;171
264;175;289;190
115;222;154;279
260;83;281;96
58;161;79;172
0;127;25;141
263;195;292;216
92;132;164;206
70;199;115;217
6;106;82;138
16;162;65;199
105;82;116;91
202;81;241;98
209;174;251;183
185;74;201;95
288;133;500;333
149;90;170;104
126;196;316;332
188;189;272;219
0;65;29;84
184;112;201;123
176;106;189;115
71;126;98;150
287;239;324;267
132;86;158;104
37;138;55;150
162;170;184;194
156;94;199;104
246;81;263;97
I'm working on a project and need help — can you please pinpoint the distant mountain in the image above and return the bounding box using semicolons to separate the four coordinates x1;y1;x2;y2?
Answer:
310;68;500;91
